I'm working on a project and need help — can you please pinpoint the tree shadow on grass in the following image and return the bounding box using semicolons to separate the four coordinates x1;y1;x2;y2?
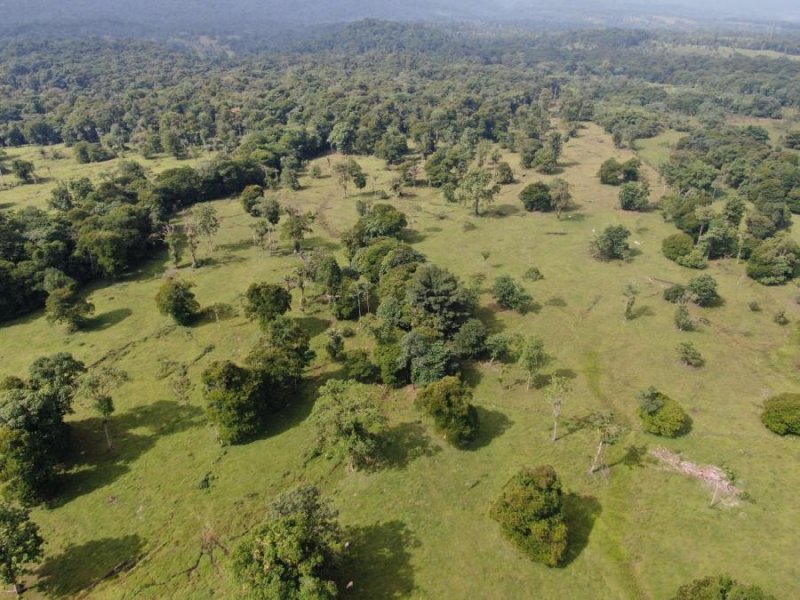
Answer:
84;308;133;331
473;305;506;334
382;422;442;470
343;521;418;599
629;305;655;319
217;238;253;252
400;229;426;244
610;444;650;469
556;413;596;441
468;407;513;450
485;204;521;218
533;369;579;389
296;316;333;338
36;534;145;598
560;494;601;567
54;401;205;506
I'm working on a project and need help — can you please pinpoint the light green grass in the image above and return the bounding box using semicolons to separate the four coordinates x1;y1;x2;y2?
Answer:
0;145;212;211
1;124;799;599
634;129;686;170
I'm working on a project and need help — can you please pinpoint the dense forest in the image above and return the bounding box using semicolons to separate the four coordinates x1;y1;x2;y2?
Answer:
0;16;799;600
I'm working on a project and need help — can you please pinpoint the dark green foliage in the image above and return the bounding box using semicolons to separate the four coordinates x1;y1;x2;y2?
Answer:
232;485;342;600
747;236;800;285
619;181;649;211
672;575;775;600
343;350;380;384
353;238;399;283
155;278;199;325
686;275;720;307
374;341;408;388
202;361;263;445
240;185;264;216
674;305;694;331
495;161;514;184
598;158;640;185
637;388;689;437
490;465;568;567
678;342;705;367
45;286;95;332
243;283;292;329
591;225;631;260
773;310;790;326
0;504;43;592
519;181;553;212
406;264;476;336
73;141;115;164
761;393;800;436
664;284;688;304
523;267;544;282
492;276;533;313
415;376;478;445
375;127;408;164
451;319;488;359
10;160;35;183
312;380;387;470
400;330;458;386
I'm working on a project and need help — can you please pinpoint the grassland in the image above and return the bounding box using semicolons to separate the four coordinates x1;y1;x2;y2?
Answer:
1;123;799;599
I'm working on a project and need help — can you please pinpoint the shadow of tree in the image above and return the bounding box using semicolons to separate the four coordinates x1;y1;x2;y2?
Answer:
486;204;521;218
55;401;205;505
400;229;426;244
342;521;418;599
534;369;579;389
468;407;513;450
630;305;655;319
560;494;601;567
296;316;332;338
610;444;649;469
36;534;145;598
85;308;133;331
217;238;253;252
557;413;596;441
382;422;441;470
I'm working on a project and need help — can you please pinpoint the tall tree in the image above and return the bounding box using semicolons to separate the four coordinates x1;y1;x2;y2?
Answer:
518;337;551;391
79;367;129;450
455;168;500;217
545;375;571;443
0;504;43;595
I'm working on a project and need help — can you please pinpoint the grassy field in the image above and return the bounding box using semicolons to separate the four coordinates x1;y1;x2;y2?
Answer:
1;123;799;599
0;144;212;211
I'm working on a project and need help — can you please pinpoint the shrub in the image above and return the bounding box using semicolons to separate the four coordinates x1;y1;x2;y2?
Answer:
674;305;694;331
495;161;514;184
343;350;380;383
415;376;478;445
638;387;689;437
747;236;800;285
678;342;705;367
676;248;708;270
155;278;199;325
672;575;775;600
490;465;568;567
619;181;649;211
663;284;688;304
761;393;800;436
662;233;695;262
523;267;544;281
591;225;631;260
492;276;533;313
748;301;761;312
202;361;263;445
243;283;292;328
686;275;720;307
773;310;790;326
374;342;408;387
324;328;345;361
519;181;552;212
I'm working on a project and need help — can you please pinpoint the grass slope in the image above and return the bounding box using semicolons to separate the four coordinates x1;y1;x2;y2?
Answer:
0;123;798;599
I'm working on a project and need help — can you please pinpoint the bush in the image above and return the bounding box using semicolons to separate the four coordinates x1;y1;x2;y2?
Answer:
495;161;514;184
591;225;631;260
374;342;408;387
664;284;688;304
415;376;478;445
492;276;533;313
662;233;695;262
523;267;544;281
155;278;199;325
674;305;694;331
343;350;380;383
638;387;689;437
619;181;649;211
490;465;568;567
678;342;705;367
243;283;292;328
676;248;708;270
761;393;800;436
672;575;775;600
519;181;552;212
773;310;790;326
324;328;345;361
686;275;720;307
202;361;264;445
747;236;800;285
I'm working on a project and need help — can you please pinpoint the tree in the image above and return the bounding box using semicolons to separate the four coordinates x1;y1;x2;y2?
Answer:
280;210;315;253
190;204;220;257
490;465;568;567
589;412;622;474
674;305;694;332
202;360;263;445
672;575;775;600
545;375;571;443
45;286;94;332
662;233;695;263
623;283;639;321
451;318;488;359
232;485;342;600
155;278;199;325
240;185;264;215
244;283;292;329
0;504;43;595
495;161;514;184
519;181;552;212
415;376;479;446
162;223;185;267
761;393;800;436
406;264;476;336
638;387;689;437
79;367;128;450
333;158;366;197
550;178;571;219
533;147;558;174
10;160;35;184
492;276;533;313
312;380;387;471
518;337;551;391
619;181;650;211
591;225;631;260
686;274;720;307
746;236;799;285
455;168;500;216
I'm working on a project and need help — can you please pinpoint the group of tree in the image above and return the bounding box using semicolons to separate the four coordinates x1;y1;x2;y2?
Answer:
519;179;571;218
